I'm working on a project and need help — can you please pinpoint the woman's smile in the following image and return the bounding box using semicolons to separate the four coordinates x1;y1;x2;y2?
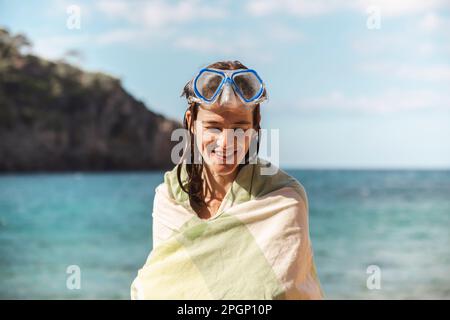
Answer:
211;149;238;163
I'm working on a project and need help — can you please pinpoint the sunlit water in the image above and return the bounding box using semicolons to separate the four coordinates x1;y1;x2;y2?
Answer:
0;169;449;299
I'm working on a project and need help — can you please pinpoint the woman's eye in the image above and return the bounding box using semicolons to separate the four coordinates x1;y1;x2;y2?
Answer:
204;127;249;133
205;127;220;132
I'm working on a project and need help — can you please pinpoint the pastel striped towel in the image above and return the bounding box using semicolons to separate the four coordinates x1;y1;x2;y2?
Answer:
131;158;324;299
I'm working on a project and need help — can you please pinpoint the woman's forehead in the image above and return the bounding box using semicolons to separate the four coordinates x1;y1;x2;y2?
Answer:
197;105;253;122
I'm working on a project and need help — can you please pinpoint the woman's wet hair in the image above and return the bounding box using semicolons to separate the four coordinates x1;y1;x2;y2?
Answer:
178;60;262;211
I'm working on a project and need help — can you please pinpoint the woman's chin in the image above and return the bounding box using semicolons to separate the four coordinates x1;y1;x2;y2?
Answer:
207;161;236;174
204;155;241;175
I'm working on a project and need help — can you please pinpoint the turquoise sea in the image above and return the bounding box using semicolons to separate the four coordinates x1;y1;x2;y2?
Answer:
0;169;449;299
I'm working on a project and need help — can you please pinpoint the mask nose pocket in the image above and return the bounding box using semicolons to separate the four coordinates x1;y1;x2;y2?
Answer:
218;81;238;106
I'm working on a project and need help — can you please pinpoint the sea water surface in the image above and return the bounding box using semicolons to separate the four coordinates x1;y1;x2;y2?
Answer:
0;169;449;299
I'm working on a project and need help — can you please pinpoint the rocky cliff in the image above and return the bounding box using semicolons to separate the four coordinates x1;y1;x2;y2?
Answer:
0;28;182;171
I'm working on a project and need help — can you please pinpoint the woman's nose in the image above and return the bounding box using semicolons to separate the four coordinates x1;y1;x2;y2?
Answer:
218;82;238;107
216;129;234;150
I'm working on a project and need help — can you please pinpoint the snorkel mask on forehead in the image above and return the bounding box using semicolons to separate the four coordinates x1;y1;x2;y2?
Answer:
185;67;267;106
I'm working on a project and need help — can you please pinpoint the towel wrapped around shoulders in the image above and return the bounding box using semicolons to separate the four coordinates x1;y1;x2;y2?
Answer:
131;158;324;299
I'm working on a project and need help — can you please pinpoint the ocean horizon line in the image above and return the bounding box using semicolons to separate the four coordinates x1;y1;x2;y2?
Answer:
1;166;450;176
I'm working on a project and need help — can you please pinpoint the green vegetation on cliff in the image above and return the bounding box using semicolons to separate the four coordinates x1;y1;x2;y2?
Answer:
0;28;181;171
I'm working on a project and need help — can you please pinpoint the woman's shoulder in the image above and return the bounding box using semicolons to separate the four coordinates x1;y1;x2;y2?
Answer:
159;164;189;205
250;158;308;209
157;158;309;211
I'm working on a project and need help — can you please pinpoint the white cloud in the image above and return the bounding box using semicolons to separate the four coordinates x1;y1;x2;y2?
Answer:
96;0;128;17
296;89;450;113
174;33;253;52
171;18;304;58
32;34;89;60
95;0;227;28
352;32;411;55
95;29;149;45
360;62;450;82
32;27;167;60
47;0;94;21
172;33;274;63
417;43;436;55
359;0;449;17
245;0;450;17
419;13;443;32
246;0;340;17
352;28;448;58
173;36;235;55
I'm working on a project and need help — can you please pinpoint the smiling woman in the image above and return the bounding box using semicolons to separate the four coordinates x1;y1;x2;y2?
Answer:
183;105;259;219
130;60;324;300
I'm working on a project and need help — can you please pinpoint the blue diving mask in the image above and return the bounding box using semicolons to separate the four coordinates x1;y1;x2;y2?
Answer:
187;68;267;106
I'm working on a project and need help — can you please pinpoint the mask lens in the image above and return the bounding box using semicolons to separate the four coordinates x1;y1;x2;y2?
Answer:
195;71;224;100
232;72;263;101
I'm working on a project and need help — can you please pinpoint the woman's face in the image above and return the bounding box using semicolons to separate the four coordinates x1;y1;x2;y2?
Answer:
186;96;257;177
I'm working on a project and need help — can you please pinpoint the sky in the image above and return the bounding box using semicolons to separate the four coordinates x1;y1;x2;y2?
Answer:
1;0;449;169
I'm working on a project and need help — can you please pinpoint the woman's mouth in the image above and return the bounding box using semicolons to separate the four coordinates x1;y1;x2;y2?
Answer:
211;149;237;163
